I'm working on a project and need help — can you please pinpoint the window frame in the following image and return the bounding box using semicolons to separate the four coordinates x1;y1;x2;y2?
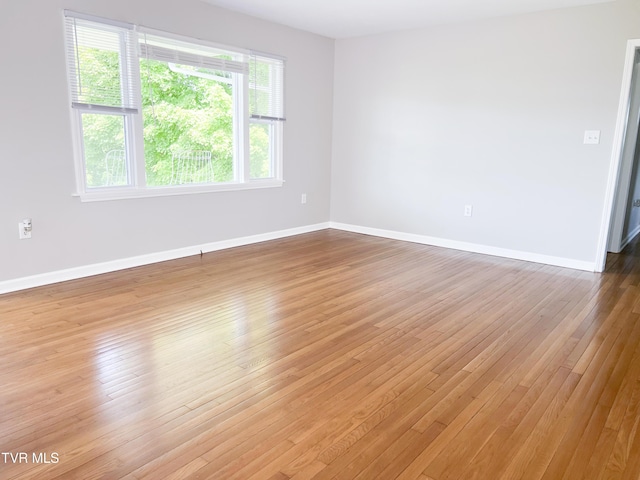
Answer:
64;11;285;202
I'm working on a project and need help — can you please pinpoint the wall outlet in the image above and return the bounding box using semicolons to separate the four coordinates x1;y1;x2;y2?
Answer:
301;194;307;204
634;199;640;208
584;130;601;145
19;219;32;239
464;205;473;217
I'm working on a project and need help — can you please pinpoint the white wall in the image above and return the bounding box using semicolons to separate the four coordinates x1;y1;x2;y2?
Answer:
331;0;640;265
0;0;334;284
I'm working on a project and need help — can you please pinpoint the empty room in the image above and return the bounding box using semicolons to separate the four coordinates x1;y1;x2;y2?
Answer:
2;0;640;478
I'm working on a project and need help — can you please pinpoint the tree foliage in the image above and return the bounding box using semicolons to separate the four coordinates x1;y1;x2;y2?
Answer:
141;59;234;185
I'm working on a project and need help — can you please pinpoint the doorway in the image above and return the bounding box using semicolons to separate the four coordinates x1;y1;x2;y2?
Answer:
597;39;640;271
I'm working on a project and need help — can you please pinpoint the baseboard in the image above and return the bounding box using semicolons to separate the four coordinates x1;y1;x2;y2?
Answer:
618;223;640;253
0;222;331;295
330;222;596;272
1;220;597;295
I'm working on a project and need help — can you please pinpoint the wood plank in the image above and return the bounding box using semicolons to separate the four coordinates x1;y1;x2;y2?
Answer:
2;230;640;479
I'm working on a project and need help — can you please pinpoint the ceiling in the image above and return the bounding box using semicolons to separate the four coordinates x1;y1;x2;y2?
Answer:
201;0;615;38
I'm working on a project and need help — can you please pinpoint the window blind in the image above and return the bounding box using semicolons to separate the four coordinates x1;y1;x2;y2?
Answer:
64;12;140;113
249;52;285;121
139;32;249;75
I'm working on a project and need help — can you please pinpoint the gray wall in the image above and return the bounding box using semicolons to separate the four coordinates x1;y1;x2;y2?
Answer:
0;0;334;283
331;0;640;264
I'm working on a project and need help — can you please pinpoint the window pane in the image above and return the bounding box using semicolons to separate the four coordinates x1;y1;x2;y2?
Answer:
249;55;285;121
65;18;139;111
81;113;128;188
141;59;235;186
249;121;273;179
75;26;122;106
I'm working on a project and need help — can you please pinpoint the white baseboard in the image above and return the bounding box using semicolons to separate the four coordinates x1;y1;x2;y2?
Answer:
1;220;598;295
0;223;330;295
618;223;640;253
330;222;597;272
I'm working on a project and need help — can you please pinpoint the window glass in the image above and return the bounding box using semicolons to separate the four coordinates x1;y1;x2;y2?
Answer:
81;113;128;188
140;59;235;186
249;121;274;179
72;25;124;107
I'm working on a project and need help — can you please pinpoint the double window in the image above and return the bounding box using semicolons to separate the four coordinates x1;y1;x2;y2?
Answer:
64;11;285;200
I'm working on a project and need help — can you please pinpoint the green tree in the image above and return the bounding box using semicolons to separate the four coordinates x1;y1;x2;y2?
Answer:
140;59;234;185
249;123;271;178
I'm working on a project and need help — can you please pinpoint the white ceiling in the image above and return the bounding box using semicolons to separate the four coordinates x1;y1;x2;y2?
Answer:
201;0;615;38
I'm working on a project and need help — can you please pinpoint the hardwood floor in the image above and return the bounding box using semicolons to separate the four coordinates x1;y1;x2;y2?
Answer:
2;229;640;479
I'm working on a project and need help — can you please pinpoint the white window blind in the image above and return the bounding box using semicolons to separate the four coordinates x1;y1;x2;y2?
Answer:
64;11;140;113
139;32;249;75
250;52;285;121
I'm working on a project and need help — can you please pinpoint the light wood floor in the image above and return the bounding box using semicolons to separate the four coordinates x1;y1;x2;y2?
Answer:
2;229;640;479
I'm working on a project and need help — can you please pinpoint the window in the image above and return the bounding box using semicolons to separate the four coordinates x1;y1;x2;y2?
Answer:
64;11;285;200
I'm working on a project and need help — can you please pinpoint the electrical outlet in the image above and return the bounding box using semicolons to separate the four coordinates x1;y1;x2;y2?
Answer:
19;219;32;239
634;199;640;208
464;205;473;217
584;130;600;145
301;194;307;204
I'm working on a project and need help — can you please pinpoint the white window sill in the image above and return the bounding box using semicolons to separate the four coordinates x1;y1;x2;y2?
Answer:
73;179;284;202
